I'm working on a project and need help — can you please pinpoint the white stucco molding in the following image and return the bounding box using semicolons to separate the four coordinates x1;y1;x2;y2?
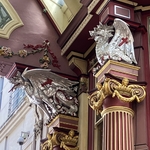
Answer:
0;97;30;142
0;0;24;39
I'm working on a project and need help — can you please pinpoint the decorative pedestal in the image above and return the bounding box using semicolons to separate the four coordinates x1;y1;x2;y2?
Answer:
88;60;146;150
95;60;140;82
47;114;78;134
41;115;79;150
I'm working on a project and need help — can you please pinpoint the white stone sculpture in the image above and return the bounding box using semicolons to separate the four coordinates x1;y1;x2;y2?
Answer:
89;18;137;66
10;68;79;123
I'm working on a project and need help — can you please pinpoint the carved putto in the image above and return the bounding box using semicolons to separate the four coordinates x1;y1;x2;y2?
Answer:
9;68;79;123
41;129;79;150
89;18;137;66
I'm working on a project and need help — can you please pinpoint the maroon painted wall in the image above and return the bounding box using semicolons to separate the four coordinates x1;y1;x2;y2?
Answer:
0;0;76;76
131;10;150;149
141;11;150;149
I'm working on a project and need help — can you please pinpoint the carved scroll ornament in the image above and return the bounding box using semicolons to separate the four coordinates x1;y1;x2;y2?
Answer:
88;77;146;114
41;130;79;150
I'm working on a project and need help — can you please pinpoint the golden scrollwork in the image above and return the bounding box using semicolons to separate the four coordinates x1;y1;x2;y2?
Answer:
41;131;65;150
88;79;111;115
41;133;53;150
60;130;79;150
60;142;79;150
88;77;146;115
111;78;146;103
41;130;79;150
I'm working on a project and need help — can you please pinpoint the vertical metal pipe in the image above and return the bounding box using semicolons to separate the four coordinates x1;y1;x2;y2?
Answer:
20;145;22;150
4;136;8;150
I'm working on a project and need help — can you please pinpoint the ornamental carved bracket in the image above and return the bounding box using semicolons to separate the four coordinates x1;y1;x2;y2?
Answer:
41;128;79;150
88;76;146;115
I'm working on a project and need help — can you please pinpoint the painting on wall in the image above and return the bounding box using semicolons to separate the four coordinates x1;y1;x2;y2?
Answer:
0;0;23;39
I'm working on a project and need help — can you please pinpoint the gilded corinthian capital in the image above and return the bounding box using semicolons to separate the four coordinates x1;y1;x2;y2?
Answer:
88;77;146;114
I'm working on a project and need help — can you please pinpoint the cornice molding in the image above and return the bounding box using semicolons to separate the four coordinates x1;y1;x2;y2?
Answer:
116;0;138;6
69;57;87;75
67;51;84;60
95;60;140;79
95;0;110;15
66;42;95;61
0;61;12;76
135;5;150;11
61;13;93;56
116;0;150;11
61;0;108;56
87;0;102;14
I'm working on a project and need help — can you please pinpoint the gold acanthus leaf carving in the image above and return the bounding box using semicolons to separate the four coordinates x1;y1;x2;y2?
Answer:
88;78;111;115
60;130;78;146
41;132;66;150
88;78;146;115
60;142;79;150
111;78;146;103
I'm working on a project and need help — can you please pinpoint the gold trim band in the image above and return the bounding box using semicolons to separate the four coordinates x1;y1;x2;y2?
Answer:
47;114;78;127
95;60;140;78
101;106;134;117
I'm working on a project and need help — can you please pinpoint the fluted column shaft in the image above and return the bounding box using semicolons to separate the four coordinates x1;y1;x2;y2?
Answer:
101;106;134;150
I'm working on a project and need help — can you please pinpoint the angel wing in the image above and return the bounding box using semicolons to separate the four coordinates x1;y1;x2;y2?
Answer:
112;18;137;64
22;68;78;95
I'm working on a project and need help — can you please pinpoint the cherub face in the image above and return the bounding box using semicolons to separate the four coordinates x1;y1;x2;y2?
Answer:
96;82;102;90
122;78;129;86
69;130;75;137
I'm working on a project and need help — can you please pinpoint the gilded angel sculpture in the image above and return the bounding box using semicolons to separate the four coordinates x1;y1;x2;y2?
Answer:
10;68;79;122
89;18;137;66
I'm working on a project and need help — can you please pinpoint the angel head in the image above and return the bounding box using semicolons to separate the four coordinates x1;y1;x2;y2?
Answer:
122;78;129;86
68;130;75;138
96;82;102;90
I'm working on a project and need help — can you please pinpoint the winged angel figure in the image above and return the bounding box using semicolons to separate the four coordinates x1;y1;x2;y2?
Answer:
89;18;137;66
10;68;79;122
